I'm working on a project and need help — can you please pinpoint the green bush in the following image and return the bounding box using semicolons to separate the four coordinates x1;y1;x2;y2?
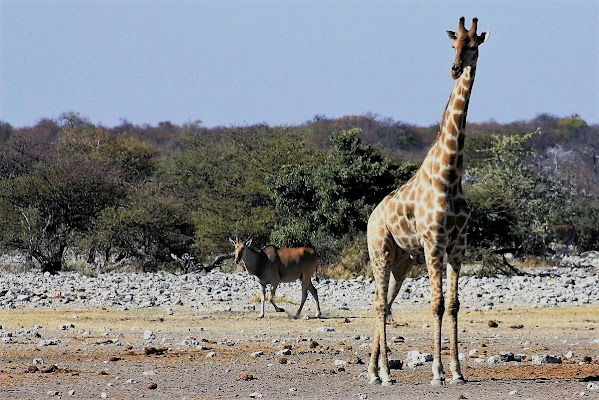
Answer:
571;198;599;251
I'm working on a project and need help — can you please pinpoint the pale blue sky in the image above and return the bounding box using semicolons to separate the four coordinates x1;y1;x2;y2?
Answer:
1;0;598;129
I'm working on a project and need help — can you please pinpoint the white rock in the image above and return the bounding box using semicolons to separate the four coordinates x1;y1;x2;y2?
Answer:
587;382;599;391
509;390;518;395
487;356;501;364
251;351;264;358
277;349;291;356
249;392;263;399
143;330;155;340
206;351;216;358
68;390;75;396
566;351;574;359
531;354;562;364
334;359;346;366
101;393;107;399
317;326;335;332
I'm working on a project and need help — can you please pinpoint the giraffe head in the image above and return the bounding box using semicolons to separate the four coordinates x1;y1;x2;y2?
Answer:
447;17;489;79
229;236;253;264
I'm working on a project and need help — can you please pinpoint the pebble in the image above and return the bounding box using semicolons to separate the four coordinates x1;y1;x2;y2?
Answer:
68;390;75;396
532;354;562;365
0;258;597;312
249;392;263;399
143;330;155;340
317;326;335;332
206;351;216;358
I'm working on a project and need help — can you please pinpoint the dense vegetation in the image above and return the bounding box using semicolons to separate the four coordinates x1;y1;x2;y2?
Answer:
0;112;597;275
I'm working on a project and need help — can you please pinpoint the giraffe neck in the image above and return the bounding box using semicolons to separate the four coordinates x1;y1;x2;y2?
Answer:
423;65;476;187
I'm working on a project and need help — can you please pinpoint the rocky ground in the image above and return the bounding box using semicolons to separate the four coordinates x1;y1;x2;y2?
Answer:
0;252;598;399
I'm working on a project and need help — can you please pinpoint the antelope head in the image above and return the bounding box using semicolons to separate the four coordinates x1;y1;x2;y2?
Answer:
229;236;253;264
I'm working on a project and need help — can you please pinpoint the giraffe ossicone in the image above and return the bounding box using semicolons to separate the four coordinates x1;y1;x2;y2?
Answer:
366;17;489;387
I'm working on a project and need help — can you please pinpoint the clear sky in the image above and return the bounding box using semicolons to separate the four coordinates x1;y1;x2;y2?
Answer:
1;0;598;129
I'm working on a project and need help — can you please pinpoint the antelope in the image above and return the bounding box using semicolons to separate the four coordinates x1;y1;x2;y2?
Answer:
230;237;322;319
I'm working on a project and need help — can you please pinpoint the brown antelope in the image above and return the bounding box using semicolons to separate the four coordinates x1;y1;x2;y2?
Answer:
230;237;321;319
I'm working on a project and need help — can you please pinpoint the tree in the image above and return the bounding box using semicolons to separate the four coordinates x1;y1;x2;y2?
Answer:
0;155;124;272
466;130;572;254
271;128;417;262
160;126;317;254
96;189;196;271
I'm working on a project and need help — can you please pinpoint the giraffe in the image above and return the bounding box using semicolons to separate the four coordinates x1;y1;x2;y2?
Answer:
366;17;489;386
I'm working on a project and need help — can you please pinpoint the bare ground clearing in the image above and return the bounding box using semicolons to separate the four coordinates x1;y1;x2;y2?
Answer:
1;306;598;399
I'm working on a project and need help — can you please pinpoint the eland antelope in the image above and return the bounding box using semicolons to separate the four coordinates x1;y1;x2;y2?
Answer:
230;237;321;319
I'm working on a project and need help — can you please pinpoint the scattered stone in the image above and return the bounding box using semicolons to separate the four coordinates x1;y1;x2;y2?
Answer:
334;359;346;366
249;392;263;399
42;364;59;373
237;372;256;381
278;357;288;364
532;354;562;364
60;323;75;330
126;379;138;384
388;359;403;370
487;320;498;328
308;340;319;349
143;330;156;340
509;324;524;329
406;350;433;368
566;351;574;359
349;356;364;365
100;392;108;398
205;351;216;358
582;356;592;363
147;382;158;390
144;346;167;356
32;358;44;365
509;391;518;396
317;326;335;332
108;356;121;362
487;356;501;364
587;382;599;391
47;390;59;396
26;365;38;373
277;348;292;356
38;339;60;346
250;351;264;358
98;370;108;375
343;317;351;323
68;390;75;396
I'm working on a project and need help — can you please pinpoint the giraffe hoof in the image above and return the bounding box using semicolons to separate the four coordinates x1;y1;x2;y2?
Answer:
368;377;381;385
381;379;395;387
449;377;466;385
257;314;265;319
430;378;446;386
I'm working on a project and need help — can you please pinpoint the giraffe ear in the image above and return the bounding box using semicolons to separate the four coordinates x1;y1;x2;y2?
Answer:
446;30;458;41
477;31;490;45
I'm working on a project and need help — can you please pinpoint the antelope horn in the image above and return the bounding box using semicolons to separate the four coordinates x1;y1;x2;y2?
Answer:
458;16;466;33
469;17;478;35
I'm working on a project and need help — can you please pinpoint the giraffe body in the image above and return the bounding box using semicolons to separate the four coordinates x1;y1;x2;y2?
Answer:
366;17;489;386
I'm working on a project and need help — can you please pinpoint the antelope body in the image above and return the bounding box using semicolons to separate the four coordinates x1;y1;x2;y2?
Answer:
231;238;321;319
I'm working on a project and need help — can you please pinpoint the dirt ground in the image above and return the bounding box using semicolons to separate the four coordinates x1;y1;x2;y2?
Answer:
1;305;598;400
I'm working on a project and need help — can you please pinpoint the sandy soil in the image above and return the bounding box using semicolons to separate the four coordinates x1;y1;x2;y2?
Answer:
1;305;598;400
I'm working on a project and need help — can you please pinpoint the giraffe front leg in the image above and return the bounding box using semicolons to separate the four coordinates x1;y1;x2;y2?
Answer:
425;244;446;386
447;256;466;385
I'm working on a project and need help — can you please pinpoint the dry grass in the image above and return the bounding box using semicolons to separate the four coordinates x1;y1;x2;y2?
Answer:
249;293;299;305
